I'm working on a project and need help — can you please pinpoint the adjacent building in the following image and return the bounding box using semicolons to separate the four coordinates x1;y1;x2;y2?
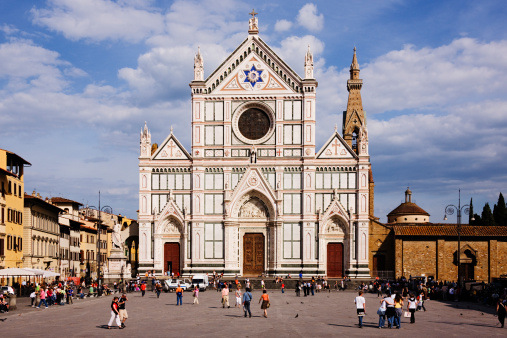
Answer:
0;149;30;269
23;193;63;272
138;13;373;278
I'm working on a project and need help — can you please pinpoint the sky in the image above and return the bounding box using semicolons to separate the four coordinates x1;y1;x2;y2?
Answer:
1;0;506;222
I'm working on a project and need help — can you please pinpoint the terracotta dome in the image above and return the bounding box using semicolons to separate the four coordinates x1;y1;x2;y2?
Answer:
387;188;430;223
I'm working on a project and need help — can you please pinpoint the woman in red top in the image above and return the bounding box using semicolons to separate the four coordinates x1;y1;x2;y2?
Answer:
259;290;270;318
108;297;123;329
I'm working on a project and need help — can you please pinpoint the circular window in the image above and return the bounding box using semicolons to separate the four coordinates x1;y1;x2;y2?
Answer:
232;102;275;144
238;108;270;140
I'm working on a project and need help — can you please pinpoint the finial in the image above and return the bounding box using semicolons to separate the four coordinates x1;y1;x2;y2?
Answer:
170;125;173;134
248;9;259;34
334;124;337;132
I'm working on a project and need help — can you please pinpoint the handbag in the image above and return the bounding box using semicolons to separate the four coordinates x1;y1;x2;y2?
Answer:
404;311;411;318
267;301;270;308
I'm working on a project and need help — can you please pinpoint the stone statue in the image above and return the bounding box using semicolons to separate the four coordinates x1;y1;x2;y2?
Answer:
112;221;123;250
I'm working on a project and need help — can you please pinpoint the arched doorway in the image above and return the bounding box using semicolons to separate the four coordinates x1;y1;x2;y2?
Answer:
164;242;180;276
243;233;264;276
327;243;343;277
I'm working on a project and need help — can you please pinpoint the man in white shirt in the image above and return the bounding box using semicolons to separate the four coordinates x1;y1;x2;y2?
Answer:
355;291;366;328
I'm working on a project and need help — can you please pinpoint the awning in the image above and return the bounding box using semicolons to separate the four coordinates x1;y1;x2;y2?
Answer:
0;268;44;277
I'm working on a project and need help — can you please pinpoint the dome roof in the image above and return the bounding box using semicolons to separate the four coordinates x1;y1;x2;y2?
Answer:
387;202;430;217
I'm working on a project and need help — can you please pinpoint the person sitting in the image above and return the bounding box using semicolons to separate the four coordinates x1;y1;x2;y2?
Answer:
0;296;9;313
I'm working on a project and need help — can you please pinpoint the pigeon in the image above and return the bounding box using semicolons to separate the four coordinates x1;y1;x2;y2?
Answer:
301;302;304;304
460;313;463;316
295;314;299;318
0;318;7;322
481;313;484;315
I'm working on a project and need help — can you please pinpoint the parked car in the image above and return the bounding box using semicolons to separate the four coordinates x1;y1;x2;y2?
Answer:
191;274;209;291
0;286;15;295
164;279;191;292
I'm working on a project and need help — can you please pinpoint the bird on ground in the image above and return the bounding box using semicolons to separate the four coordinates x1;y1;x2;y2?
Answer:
301;302;304;304
0;318;7;322
295;314;299;318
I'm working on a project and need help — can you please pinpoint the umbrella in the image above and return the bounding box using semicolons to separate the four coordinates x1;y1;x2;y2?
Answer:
0;268;43;277
24;269;60;278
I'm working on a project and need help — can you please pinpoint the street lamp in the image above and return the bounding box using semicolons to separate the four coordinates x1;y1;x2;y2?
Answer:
86;191;113;294
443;189;470;288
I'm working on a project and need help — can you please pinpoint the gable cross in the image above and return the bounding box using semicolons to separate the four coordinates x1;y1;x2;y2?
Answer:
332;139;340;155
277;148;282;156
168;141;176;156
249;9;258;18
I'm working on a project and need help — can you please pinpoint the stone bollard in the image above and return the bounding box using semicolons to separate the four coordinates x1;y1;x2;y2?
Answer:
7;294;17;310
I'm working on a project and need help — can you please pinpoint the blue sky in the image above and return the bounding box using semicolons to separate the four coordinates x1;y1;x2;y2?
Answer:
1;0;506;221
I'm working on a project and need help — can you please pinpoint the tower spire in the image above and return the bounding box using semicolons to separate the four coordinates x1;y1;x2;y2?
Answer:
304;44;314;79
194;46;204;81
343;47;366;154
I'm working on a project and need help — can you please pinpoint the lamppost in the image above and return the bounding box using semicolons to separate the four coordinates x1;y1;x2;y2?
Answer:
443;189;470;288
86;191;113;294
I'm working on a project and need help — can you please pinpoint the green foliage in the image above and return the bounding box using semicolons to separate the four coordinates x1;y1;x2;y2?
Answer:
481;203;496;226
493;193;507;226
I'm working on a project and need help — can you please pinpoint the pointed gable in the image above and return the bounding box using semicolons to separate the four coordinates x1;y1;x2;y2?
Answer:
205;36;303;95
316;132;357;159
152;133;191;160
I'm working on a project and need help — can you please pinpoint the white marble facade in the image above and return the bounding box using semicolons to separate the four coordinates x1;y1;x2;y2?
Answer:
138;14;371;278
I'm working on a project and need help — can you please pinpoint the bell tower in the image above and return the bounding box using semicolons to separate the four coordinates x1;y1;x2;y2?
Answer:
343;47;366;153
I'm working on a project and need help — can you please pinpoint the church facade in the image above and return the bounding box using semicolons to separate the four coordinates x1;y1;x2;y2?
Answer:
138;14;372;278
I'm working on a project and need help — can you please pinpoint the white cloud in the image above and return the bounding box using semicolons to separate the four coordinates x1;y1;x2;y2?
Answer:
30;0;164;42
274;19;292;32
297;3;324;32
273;35;325;75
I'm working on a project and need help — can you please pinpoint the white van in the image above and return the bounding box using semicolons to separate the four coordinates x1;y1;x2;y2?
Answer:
191;274;209;291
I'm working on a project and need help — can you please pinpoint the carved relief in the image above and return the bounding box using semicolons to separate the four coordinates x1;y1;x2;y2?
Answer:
157;220;181;234
239;197;268;218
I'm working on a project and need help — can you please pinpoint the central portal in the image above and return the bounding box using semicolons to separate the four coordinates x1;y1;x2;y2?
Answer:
243;233;264;276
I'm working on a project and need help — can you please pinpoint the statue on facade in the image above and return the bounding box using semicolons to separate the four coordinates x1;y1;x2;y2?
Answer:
112;221;123;250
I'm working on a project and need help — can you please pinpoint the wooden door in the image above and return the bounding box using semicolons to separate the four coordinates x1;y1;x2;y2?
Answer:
164;242;180;275
327;243;343;278
243;233;264;276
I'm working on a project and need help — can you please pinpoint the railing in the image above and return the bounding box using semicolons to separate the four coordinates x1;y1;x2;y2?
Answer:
372;270;395;280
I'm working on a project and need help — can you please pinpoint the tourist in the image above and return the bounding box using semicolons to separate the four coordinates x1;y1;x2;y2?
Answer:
407;293;418;324
497;297;506;328
385;292;395;328
261;279;265;290
193;286;199;305
281;282;285;294
0;295;9;313
295;281;301;297
418;291;426;311
393;293;404;329
66;286;74;304
107;296;122;330
30;291;36;307
235;286;242;308
354;291;366;328
222;284;230;308
37;287;48;309
140;282;147;297
118;294;128;328
155;282;162;298
378;295;387;328
259;289;270;318
176;284;183;306
243;287;253;318
377;284;382;298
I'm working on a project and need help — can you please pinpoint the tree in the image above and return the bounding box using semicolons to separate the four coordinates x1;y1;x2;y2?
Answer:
481;203;496;226
493;192;507;226
469;198;475;224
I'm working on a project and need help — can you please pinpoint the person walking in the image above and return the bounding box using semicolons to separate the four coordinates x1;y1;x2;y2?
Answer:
497;297;506;328
261;279;265;290
259;290;270;318
281;282;285;294
243;287;253;318
107;297;123;330
140;282;147;297
176;284;183;306
235;286;242;308
393;293;404;329
407;293;418;324
30;291;36;307
378;296;387;329
118;294;128;328
354;291;366;328
222;284;230;308
193;286;199;305
37;287;48;309
385;292;395;328
155;282;162;298
418;291;427;311
295;281;301;297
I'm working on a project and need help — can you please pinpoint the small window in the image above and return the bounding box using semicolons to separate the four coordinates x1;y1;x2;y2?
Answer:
18;185;21;197
13;183;17;196
7;235;12;250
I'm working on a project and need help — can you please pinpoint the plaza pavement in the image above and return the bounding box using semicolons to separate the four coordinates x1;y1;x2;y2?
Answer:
0;289;505;337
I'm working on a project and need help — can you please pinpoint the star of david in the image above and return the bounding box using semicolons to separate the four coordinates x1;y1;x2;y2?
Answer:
244;65;263;87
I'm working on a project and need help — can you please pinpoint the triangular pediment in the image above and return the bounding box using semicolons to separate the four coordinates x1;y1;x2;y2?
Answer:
205;36;302;95
227;167;279;219
156;196;185;228
316;132;357;159
322;195;350;224
152;133;191;160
